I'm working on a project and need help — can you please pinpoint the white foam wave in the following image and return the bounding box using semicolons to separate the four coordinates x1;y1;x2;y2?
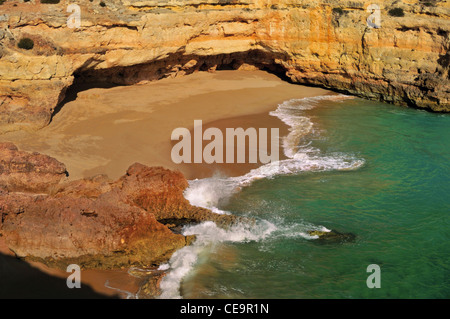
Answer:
185;94;363;211
184;176;236;214
157;217;337;298
185;154;364;212
158;220;277;299
159;94;364;299
270;94;355;158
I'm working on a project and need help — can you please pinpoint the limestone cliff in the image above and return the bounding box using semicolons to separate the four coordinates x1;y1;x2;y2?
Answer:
0;0;449;133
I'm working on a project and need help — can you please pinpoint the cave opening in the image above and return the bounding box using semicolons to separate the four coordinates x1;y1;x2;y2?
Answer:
51;49;293;122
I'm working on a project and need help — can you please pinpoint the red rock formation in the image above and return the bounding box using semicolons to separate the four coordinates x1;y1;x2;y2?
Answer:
0;142;67;193
0;144;231;270
117;163;237;226
0;189;188;268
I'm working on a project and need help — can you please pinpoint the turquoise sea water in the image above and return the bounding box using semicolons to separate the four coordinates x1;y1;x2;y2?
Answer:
160;97;450;299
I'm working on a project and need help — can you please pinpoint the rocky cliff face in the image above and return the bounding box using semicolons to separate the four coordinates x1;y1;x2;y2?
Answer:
0;0;449;133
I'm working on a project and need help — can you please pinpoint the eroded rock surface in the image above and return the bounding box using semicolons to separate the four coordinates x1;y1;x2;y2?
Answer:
0;142;67;193
0;144;232;269
0;0;449;133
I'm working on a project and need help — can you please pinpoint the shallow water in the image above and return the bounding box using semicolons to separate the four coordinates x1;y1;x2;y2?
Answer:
160;97;450;299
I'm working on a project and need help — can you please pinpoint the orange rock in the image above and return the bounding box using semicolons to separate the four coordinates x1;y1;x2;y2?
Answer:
0;0;448;134
0;142;67;193
0;144;234;270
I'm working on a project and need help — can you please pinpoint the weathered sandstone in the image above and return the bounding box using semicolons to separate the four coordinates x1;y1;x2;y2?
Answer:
0;144;233;269
0;0;448;133
0;141;67;192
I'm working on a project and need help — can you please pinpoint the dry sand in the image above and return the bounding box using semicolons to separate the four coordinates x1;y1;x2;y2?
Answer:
1;70;331;180
0;70;332;298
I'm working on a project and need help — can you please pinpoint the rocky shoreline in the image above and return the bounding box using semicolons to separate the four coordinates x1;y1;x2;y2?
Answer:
0;0;448;299
0;142;236;297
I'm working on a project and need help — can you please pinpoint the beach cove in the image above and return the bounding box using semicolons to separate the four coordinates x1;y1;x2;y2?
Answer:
0;70;332;297
1;69;449;298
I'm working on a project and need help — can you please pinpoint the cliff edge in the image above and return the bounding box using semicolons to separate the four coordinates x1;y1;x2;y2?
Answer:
0;0;449;133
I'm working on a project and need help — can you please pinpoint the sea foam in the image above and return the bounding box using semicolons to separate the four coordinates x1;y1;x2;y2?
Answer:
159;94;364;298
158;220;278;299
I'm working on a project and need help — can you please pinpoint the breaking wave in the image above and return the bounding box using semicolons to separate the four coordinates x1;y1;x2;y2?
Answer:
159;94;364;298
158;218;335;298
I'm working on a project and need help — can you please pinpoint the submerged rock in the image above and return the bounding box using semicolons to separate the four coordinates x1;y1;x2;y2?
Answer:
308;230;356;244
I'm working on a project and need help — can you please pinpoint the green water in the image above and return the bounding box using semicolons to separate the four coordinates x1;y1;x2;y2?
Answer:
182;99;450;299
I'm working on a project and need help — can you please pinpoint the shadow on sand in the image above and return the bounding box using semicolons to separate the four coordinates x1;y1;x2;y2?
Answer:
0;253;117;299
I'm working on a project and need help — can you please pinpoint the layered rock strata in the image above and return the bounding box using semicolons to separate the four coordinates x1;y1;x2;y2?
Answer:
0;0;449;133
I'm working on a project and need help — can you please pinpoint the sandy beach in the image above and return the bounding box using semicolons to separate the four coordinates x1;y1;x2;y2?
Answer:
0;70;332;298
1;70;330;181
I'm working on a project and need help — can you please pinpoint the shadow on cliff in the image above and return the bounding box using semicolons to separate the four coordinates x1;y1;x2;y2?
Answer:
50;50;295;122
52;81;123;121
0;253;117;299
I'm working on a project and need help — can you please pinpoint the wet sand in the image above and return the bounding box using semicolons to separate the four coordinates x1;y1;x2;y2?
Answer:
0;70;332;298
